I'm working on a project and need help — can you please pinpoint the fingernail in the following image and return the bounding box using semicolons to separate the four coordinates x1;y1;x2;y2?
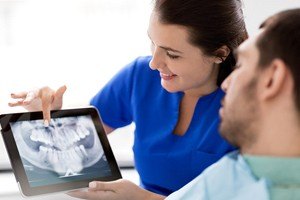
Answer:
44;120;49;127
89;182;96;188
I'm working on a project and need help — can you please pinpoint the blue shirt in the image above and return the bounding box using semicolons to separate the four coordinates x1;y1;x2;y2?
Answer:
90;56;235;195
166;151;270;200
166;151;300;200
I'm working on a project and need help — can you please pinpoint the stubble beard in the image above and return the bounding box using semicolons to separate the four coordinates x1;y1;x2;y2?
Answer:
219;78;259;151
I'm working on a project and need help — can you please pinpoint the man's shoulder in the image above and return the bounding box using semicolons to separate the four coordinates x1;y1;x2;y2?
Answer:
202;151;244;176
166;151;270;200
200;151;269;199
202;151;254;180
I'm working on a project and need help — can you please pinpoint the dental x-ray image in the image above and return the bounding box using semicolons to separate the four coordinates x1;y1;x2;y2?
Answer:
10;115;112;187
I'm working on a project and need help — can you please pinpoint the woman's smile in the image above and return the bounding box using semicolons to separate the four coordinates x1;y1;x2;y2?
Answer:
160;72;177;80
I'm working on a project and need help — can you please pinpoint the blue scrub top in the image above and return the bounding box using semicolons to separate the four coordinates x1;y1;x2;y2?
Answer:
90;56;235;196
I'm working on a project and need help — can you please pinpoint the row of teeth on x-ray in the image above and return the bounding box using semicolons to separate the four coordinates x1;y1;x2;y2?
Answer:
30;126;91;148
39;144;88;164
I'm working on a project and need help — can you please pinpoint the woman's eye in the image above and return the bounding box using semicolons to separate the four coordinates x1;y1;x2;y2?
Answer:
166;51;179;59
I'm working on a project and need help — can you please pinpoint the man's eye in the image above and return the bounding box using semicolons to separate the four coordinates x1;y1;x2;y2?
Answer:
234;64;241;70
166;52;179;59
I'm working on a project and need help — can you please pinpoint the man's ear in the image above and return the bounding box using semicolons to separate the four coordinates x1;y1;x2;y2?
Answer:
214;45;230;64
260;59;288;100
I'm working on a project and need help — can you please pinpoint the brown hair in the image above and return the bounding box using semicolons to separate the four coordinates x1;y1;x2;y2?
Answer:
257;8;300;112
154;0;248;86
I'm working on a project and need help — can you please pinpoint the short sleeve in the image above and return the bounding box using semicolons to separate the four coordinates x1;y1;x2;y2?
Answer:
90;58;138;128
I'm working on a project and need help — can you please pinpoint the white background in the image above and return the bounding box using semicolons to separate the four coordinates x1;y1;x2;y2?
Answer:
0;0;300;169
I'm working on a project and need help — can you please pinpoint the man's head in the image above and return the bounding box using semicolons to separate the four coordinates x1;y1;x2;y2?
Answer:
256;9;300;113
219;9;300;155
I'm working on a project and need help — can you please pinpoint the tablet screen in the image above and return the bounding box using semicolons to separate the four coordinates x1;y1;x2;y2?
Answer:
1;107;122;196
10;115;111;188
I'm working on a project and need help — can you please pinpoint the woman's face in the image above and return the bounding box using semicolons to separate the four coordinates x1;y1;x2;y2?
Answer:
148;12;220;95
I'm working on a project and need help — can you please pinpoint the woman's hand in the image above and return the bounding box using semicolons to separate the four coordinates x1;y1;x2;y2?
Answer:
9;85;67;125
67;179;165;200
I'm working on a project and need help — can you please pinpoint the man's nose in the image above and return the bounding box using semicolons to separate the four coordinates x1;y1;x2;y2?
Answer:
221;73;232;93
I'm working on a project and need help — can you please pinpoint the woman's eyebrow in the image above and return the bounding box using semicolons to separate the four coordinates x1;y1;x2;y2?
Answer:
147;31;183;54
159;46;183;54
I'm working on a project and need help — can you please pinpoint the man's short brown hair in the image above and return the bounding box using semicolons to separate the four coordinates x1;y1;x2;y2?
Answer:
256;9;300;112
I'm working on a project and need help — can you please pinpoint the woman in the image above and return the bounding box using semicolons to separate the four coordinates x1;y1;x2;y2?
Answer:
10;0;248;196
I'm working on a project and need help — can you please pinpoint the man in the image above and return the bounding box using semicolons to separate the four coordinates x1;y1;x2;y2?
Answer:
45;8;300;200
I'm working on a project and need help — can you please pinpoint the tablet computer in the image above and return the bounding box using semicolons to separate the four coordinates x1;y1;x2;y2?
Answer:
0;107;122;197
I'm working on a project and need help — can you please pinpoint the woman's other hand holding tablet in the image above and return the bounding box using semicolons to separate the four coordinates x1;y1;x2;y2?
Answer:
67;179;165;200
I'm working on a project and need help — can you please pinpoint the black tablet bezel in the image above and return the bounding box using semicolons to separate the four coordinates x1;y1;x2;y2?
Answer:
0;107;122;196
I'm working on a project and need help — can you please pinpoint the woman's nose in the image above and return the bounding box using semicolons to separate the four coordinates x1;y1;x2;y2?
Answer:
149;47;166;70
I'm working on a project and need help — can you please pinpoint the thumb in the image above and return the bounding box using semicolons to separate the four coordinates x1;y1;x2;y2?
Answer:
53;85;67;109
56;85;67;98
89;181;118;191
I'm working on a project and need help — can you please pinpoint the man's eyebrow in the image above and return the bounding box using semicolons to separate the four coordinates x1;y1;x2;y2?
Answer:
147;31;183;54
233;49;239;60
233;48;246;60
